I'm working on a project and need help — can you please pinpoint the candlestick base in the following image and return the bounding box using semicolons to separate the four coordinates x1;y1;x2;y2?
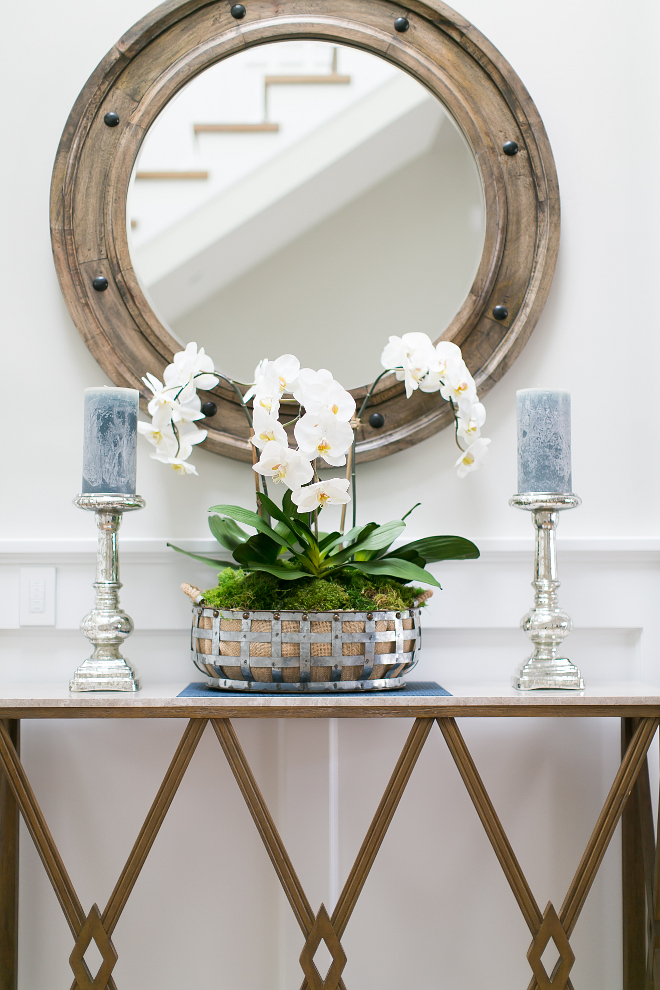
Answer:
510;492;583;691
514;657;584;692
70;493;145;693
69;655;139;693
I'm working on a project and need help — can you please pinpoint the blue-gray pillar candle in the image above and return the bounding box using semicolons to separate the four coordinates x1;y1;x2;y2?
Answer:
82;387;139;494
516;389;572;494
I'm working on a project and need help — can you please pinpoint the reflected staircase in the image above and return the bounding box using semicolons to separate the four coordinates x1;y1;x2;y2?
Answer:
135;48;349;181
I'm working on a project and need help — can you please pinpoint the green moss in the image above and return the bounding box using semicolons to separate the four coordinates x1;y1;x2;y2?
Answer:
202;568;427;612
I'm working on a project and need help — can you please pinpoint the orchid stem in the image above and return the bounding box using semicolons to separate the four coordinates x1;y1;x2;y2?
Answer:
358;369;392;420
346;370;393;530
339;443;353;536
313;461;319;539
250;430;262;517
351;429;357;529
450;399;466;451
214;372;254;430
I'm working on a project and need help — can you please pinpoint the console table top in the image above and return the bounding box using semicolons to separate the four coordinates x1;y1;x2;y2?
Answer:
0;681;659;718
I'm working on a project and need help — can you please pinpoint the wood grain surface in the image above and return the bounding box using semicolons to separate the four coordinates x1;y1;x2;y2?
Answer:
0;697;659;719
0;721;19;990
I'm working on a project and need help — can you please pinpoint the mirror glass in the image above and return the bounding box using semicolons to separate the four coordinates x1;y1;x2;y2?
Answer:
127;41;485;390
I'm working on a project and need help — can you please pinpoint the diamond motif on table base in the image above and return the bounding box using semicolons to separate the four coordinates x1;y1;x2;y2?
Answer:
299;904;347;990
527;902;575;990
69;903;118;990
0;714;656;988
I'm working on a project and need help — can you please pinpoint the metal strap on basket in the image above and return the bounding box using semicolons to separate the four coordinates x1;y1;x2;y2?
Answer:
190;607;421;689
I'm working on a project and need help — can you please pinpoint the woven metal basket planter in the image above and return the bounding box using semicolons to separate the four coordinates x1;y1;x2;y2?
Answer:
190;604;422;693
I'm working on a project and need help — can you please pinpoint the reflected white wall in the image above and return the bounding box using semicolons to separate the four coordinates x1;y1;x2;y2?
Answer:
173;121;484;388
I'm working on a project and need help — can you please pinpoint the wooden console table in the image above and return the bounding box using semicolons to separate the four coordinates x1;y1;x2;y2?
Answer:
0;684;658;990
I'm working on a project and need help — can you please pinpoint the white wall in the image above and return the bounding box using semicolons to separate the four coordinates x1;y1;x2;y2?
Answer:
2;0;660;987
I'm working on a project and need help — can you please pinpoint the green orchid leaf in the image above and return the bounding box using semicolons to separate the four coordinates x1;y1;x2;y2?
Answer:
326;524;379;566
320;524;372;556
167;543;240;570
383;545;427;568
208;503;291;548
349;557;442;589
208;515;248;552
328;520;406;568
318;531;342;552
384;536;480;562
257;494;318;552
274;520;291;540
282;488;314;525
232;533;281;568
256;494;305;540
243;562;311;581
356;520;406;551
401;502;422;522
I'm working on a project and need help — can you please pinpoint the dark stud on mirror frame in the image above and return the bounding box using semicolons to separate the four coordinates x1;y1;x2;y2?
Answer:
104;112;120;127
492;305;508;321
201;401;218;418
503;140;519;156
369;412;385;429
231;4;246;18
394;16;410;32
92;276;109;292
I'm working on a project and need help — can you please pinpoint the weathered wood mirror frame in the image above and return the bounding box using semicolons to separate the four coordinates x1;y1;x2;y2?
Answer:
51;0;559;464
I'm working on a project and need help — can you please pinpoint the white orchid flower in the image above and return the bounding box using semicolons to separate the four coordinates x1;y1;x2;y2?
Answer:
251;407;288;449
440;360;477;405
138;419;178;454
163;343;218;403
291;478;351;512
253;441;313;490
456;400;486;446
455;437;491;478
434;340;463;376
252;387;281;418
380;332;433;371
244;354;300;404
381;334;439;398
151;451;200;475
143;374;204;427
295;369;356;422
294;413;354;466
173;423;207;460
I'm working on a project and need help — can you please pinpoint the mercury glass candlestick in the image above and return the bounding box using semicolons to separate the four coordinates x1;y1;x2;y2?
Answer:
510;494;583;690
70;494;145;692
512;388;583;689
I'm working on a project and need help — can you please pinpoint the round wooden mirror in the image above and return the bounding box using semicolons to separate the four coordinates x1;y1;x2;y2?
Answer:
51;0;559;464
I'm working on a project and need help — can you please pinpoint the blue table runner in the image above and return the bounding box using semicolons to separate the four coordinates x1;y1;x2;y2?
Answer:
177;681;451;698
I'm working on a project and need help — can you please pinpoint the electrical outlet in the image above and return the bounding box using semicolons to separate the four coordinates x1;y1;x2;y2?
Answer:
19;567;56;626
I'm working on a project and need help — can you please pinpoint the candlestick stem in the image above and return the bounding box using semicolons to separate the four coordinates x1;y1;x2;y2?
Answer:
509;493;584;690
70;493;145;692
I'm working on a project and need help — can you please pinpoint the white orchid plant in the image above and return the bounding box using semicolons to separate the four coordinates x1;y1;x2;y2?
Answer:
139;334;488;588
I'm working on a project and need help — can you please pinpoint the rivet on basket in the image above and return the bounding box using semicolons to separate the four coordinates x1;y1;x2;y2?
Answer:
213;610;219;618
396;611;401;619
367;612;373;621
333;613;339;620
243;612;250;619
302;614;308;621
273;612;280;619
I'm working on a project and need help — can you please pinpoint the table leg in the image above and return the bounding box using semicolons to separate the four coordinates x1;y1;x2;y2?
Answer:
621;716;655;989
0;719;19;990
